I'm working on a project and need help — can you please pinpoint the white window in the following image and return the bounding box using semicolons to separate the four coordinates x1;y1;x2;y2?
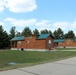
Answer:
27;40;30;44
17;41;21;44
67;39;70;41
59;42;62;45
28;36;32;38
48;40;51;44
67;42;69;44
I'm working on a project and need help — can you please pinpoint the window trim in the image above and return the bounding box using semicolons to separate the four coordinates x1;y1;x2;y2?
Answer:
17;41;21;45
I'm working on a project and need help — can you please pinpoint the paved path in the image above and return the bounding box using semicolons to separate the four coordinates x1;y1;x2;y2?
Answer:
1;57;76;75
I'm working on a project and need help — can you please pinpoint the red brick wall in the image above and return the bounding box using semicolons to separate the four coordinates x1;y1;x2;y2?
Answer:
36;39;46;49
58;39;76;47
17;41;26;48
46;36;54;49
16;35;54;49
16;35;46;49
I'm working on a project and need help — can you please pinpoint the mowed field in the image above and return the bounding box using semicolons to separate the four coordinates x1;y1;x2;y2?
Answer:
0;49;76;71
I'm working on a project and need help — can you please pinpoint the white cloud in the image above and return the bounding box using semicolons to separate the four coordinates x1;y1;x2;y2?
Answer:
53;22;69;30
0;0;5;12
35;20;51;27
4;18;37;26
0;22;5;26
35;20;54;32
38;27;53;32
36;20;76;35
18;30;22;33
71;21;76;28
35;21;70;32
0;0;37;13
3;17;76;35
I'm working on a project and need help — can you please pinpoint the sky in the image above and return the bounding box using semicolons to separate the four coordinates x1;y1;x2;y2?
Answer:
0;0;76;34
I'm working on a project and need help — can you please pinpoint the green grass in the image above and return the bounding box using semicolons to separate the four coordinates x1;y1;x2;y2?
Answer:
57;48;76;50
0;50;76;71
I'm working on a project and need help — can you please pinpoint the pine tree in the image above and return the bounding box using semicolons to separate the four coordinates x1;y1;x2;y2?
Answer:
9;27;16;39
41;29;49;34
21;27;32;36
53;28;64;39
33;29;39;35
64;30;75;39
0;25;10;49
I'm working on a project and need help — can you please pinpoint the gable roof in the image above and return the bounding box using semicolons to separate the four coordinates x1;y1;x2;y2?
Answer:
54;39;64;43
11;36;24;41
37;34;52;39
73;38;76;42
11;34;54;41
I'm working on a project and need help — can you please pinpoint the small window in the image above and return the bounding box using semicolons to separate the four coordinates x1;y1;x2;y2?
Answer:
28;36;32;38
48;40;51;44
67;42;69;44
27;40;30;44
68;40;70;41
17;41;21;44
59;42;62;45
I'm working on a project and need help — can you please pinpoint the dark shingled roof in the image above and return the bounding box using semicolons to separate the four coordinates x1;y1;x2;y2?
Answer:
54;39;64;42
11;36;24;41
73;38;76;42
37;34;51;39
11;34;53;41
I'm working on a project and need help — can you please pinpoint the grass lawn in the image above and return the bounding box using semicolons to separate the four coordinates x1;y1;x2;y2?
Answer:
57;48;76;50
0;50;76;71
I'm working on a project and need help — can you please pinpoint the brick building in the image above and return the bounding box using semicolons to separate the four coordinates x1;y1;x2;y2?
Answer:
11;34;54;51
54;38;76;48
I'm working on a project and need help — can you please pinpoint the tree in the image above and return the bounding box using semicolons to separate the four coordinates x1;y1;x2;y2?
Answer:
0;25;10;49
33;29;39;35
9;27;16;39
0;25;4;48
64;30;75;39
2;31;10;48
53;30;58;39
41;29;49;34
57;28;64;39
68;30;75;38
64;33;68;39
21;27;32;36
53;28;64;39
15;31;21;37
48;30;52;35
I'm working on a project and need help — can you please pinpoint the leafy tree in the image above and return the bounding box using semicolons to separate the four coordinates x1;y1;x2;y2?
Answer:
21;27;32;36
9;27;16;39
33;29;39;35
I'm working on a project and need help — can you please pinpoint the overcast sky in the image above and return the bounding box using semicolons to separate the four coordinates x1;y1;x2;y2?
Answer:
0;0;76;34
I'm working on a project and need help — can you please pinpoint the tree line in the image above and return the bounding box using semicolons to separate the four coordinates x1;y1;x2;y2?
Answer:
0;25;75;49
